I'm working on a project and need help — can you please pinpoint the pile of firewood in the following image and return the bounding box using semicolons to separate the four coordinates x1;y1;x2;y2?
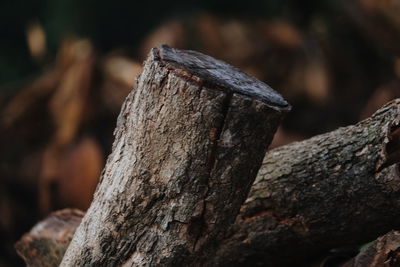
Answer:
13;45;400;267
1;1;400;265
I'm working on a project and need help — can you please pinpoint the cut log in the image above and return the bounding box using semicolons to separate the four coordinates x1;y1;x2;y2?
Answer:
15;209;84;267
60;45;289;266
212;98;400;266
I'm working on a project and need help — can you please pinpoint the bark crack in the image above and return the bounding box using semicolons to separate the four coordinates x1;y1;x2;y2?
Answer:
191;91;233;252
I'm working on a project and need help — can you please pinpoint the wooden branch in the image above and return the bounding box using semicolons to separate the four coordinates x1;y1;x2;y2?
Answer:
60;45;289;266
15;209;84;267
212;99;400;266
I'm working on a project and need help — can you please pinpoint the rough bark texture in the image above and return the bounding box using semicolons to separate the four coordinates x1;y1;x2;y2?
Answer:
60;45;289;266
15;209;83;267
212;99;400;266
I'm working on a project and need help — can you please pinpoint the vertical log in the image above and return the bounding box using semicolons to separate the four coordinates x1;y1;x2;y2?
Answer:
60;45;289;266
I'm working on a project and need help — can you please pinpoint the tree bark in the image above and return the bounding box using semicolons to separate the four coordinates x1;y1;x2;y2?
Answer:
212;99;400;266
60;45;289;266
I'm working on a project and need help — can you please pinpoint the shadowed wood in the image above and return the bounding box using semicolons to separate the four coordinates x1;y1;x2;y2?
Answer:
60;45;288;266
342;230;400;267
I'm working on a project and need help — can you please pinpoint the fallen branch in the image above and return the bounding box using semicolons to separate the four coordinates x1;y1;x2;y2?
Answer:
212;99;400;266
59;45;288;266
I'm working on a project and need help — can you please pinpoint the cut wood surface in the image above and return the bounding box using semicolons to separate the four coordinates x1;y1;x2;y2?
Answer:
15;209;84;267
212;99;400;266
60;45;289;266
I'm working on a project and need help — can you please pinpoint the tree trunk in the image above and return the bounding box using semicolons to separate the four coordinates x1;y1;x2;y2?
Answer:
212;99;400;266
60;45;289;266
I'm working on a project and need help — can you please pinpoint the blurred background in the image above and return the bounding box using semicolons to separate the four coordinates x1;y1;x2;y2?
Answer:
1;0;400;265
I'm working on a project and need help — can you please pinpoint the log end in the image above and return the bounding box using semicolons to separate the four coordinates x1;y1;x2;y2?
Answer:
156;44;291;112
15;209;84;267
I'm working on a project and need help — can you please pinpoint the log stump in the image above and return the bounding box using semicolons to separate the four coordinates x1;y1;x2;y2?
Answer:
60;45;289;266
